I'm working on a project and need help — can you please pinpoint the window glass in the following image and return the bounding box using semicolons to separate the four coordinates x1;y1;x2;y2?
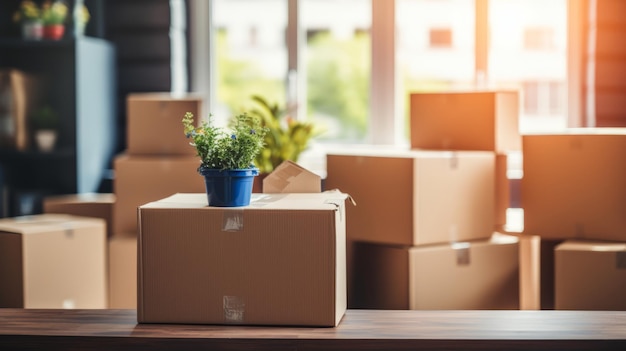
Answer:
301;0;372;143
213;0;287;122
488;0;568;132
397;0;476;141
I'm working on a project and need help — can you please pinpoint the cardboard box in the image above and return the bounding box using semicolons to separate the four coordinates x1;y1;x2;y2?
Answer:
351;233;519;310
555;240;626;310
108;233;137;309
137;193;348;326
126;93;203;156
410;91;520;152
518;234;541;310
522;130;626;241
0;214;107;308
113;154;205;234
326;149;495;246
43;193;115;238
262;160;321;193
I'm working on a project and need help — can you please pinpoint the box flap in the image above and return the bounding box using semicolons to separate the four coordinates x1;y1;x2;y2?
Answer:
556;240;626;252
0;214;104;235
140;192;348;211
262;161;321;193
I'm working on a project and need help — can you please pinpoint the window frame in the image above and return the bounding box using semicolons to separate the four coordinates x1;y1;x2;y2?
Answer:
188;0;584;146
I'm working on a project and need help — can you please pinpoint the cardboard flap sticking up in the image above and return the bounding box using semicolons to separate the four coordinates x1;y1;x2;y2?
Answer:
263;161;321;194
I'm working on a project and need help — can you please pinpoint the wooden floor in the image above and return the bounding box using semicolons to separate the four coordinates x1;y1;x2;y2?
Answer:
1;308;626;350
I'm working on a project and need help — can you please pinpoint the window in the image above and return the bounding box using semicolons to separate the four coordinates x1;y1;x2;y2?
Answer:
212;0;287;125
397;0;476;143
488;0;568;132
194;0;575;160
301;0;371;142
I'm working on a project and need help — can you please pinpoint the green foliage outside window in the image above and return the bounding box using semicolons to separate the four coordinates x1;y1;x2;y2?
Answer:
216;29;285;116
306;31;370;141
216;28;370;143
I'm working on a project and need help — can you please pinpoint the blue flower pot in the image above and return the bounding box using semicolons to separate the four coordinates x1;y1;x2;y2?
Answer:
199;167;259;207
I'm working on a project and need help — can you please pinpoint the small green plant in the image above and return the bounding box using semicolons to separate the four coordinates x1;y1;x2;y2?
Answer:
41;0;68;25
12;0;42;23
246;95;319;174
183;112;267;170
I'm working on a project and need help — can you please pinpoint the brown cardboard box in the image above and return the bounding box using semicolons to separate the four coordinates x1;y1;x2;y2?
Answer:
326;149;495;246
352;233;519;310
410;91;520;152
555;240;626;310
518;234;541;310
113;154;205;234
43;193;115;238
108;233;137;309
522;130;626;241
0;214;107;308
137;193;348;326
327;150;494;308
126;93;203;156
263;160;321;193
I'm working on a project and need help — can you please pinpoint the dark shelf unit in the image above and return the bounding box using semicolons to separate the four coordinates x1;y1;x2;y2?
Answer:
0;37;117;217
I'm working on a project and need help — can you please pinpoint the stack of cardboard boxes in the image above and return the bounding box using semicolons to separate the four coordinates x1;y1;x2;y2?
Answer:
522;130;626;310
109;93;206;308
42;93;206;308
326;91;522;310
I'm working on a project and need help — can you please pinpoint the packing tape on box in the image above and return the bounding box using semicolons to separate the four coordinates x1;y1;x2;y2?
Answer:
451;242;470;266
223;296;245;323
222;210;244;232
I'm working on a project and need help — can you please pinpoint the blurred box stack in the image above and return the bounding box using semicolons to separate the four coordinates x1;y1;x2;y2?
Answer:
109;93;206;308
522;130;626;310
43;193;115;238
327;91;523;310
0;214;107;309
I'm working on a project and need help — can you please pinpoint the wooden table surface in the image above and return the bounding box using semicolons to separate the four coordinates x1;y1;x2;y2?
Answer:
1;308;626;350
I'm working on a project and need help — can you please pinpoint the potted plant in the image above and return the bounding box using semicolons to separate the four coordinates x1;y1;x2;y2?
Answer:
245;95;319;191
30;105;59;152
41;0;68;40
183;111;267;207
12;1;43;40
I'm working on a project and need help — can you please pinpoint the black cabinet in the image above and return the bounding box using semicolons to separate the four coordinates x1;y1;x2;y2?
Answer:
0;37;117;217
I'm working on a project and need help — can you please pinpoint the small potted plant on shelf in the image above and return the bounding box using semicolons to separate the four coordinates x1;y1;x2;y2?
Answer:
12;0;43;40
245;95;319;191
30;105;59;152
41;0;68;40
183;111;267;207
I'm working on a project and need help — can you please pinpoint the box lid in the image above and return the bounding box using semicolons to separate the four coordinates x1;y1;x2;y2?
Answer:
140;192;348;211
556;240;626;252
263;161;321;193
0;214;104;235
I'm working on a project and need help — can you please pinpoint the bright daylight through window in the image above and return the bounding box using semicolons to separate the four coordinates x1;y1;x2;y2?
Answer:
208;0;569;169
